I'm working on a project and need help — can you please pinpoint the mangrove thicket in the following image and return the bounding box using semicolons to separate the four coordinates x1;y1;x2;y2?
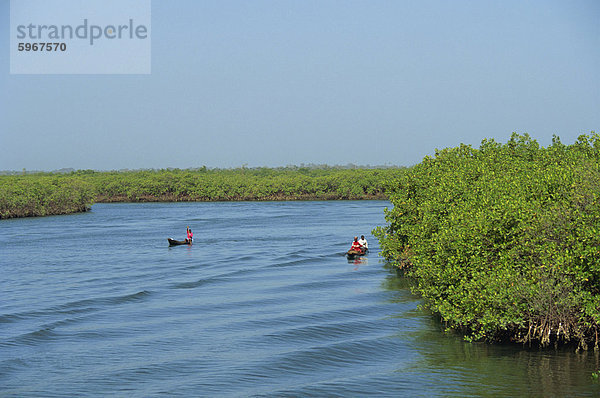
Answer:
375;133;600;350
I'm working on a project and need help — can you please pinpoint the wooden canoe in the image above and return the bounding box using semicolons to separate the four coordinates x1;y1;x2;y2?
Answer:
168;238;191;246
346;248;368;259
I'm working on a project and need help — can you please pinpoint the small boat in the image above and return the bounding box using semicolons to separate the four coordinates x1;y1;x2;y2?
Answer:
168;238;191;246
346;248;368;259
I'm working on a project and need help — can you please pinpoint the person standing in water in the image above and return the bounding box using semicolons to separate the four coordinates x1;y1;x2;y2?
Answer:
186;226;193;244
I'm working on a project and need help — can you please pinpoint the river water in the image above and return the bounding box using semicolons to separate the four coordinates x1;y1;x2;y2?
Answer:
1;201;598;397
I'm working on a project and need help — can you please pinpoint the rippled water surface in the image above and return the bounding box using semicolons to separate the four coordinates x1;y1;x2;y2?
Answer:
1;201;599;397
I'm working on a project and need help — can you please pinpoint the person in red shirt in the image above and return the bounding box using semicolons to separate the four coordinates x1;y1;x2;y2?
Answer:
186;226;193;244
350;236;363;253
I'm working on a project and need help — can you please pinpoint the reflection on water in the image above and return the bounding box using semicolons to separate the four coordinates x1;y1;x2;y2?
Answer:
348;255;368;270
415;332;600;396
381;267;600;397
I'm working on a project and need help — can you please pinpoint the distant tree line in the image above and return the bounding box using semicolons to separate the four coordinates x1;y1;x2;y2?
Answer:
0;166;405;219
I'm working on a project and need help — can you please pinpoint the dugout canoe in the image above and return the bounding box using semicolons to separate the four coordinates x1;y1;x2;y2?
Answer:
168;238;191;246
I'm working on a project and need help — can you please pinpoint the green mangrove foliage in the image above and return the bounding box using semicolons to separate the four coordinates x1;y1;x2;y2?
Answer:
0;175;95;219
83;167;401;202
375;133;600;349
0;167;403;218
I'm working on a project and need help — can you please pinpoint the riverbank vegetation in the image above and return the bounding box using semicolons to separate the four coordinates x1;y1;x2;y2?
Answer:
0;166;403;219
375;133;600;350
87;166;401;202
0;175;95;219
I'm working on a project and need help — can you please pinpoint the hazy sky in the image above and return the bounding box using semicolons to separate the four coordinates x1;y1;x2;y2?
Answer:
1;0;599;170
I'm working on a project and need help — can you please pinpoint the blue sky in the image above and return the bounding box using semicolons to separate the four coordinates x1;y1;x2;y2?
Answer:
1;0;599;170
